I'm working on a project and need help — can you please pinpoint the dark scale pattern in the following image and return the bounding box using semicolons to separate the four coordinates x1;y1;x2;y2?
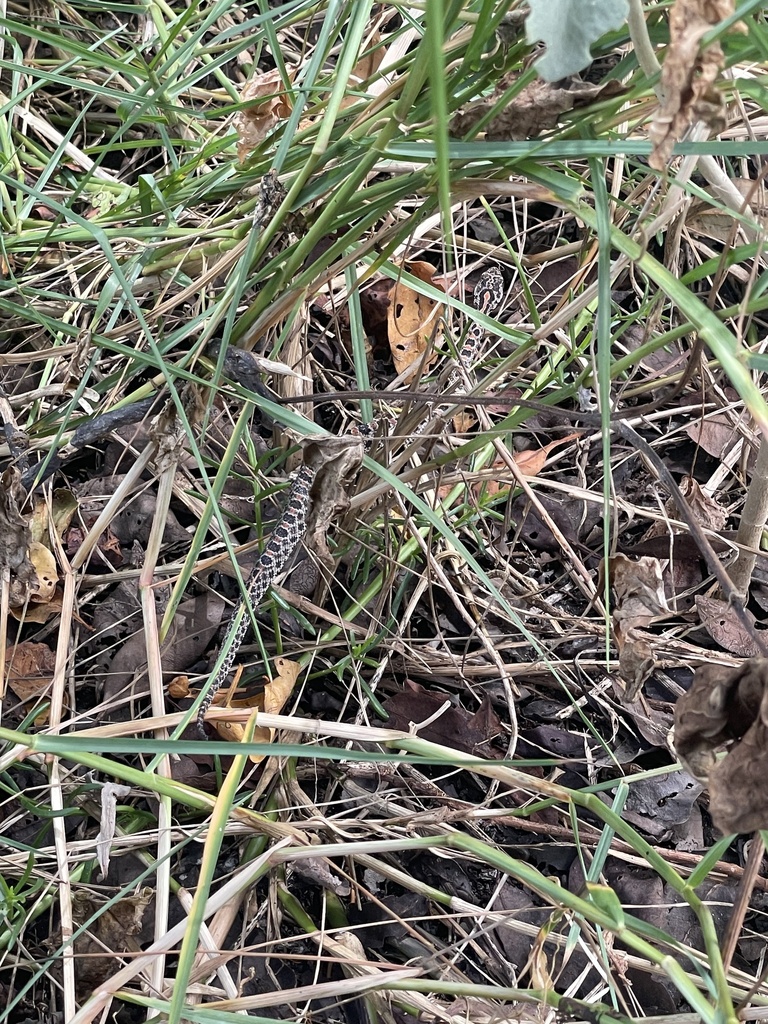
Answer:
446;266;505;392
197;462;316;732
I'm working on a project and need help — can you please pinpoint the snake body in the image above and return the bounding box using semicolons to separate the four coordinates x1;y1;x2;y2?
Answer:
197;464;315;731
452;266;505;385
197;266;504;733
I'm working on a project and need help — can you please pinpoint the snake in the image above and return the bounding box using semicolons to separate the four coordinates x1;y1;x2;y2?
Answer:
197;265;505;733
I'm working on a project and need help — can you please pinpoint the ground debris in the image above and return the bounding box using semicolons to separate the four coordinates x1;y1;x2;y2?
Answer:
675;658;768;833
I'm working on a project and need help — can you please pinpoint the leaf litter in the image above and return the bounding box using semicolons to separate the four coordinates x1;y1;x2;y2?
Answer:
3;2;768;1022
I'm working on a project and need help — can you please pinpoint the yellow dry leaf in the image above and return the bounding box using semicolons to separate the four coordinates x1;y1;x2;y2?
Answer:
27;541;57;603
234;68;294;164
9;540;60;622
29;491;76;545
387;260;444;379
212;656;300;762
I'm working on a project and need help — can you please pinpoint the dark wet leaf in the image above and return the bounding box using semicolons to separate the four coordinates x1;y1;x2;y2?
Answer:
102;591;227;711
621;770;703;838
383;680;502;756
674;659;768;833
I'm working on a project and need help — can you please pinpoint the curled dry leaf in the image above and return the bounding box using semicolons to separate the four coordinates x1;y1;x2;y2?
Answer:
96;782;132;877
676;475;728;531
472;433;581;498
674;659;768;833
234;38;384;164
642;474;729;539
234;68;294;164
168;675;191;699
649;0;735;170
387;261;444;378
609;554;670;699
212;656;300;763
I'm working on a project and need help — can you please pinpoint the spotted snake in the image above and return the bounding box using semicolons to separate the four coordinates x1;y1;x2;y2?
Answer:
197;265;505;732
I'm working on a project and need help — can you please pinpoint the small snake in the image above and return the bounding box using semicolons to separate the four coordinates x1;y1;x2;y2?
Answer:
197;463;315;733
450;266;505;389
197;266;504;733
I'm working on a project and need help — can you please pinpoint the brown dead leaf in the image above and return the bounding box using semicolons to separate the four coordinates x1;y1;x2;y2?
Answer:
5;641;56;714
696;595;765;657
68;888;153;997
610;554;669;627
168;675;191;699
382;680;502;757
387;261;444;378
212;656;300;762
643;477;729;552
511;491;581;553
234;69;294;164
685;413;737;460
649;0;734;170
674;659;768;832
452;74;623;141
687;178;768;241
609;554;671;698
513;432;581;478
678;476;729;531
471;433;580;498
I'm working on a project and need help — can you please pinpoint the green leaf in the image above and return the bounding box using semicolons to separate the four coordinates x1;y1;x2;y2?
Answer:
584;881;626;929
526;0;629;81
